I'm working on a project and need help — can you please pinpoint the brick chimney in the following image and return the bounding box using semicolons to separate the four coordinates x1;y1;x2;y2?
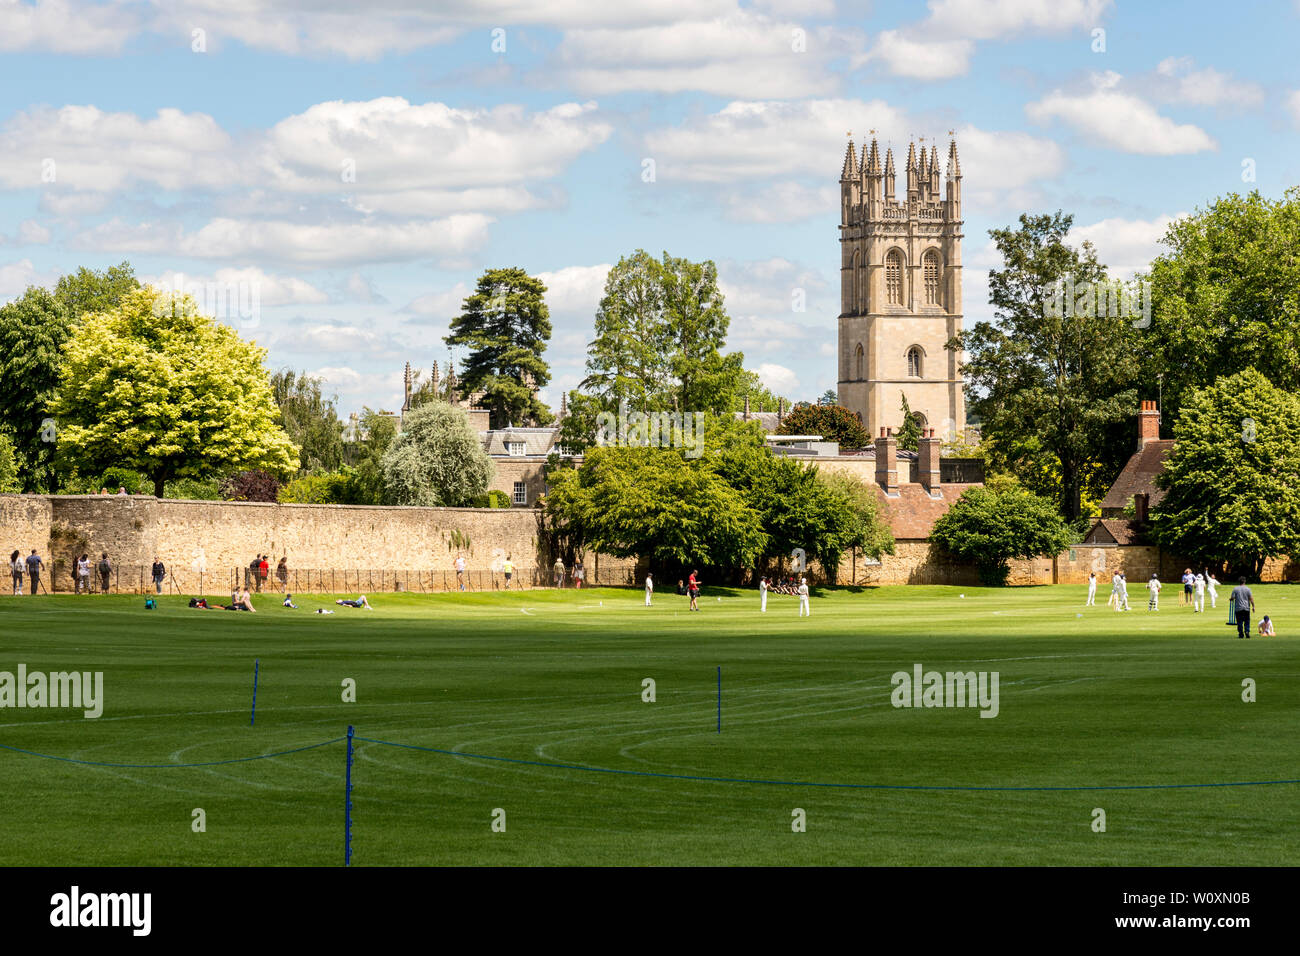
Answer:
874;427;898;495
1138;399;1161;449
1133;492;1149;523
918;427;941;493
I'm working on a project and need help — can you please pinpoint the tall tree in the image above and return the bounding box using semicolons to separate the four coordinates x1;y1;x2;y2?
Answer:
0;287;72;491
54;261;141;320
55;286;298;497
445;267;553;429
954;211;1139;520
896;393;922;452
582;250;744;415
271;369;345;473
1141;188;1300;424
1151;368;1300;578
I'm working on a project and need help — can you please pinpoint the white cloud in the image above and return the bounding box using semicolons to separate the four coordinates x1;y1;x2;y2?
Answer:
863;0;1111;79
142;267;331;307
73;214;494;266
554;14;857;97
536;264;611;317
0;0;138;54
1288;90;1300;128
17;220;52;245
1150;57;1264;107
402;282;473;319
1067;213;1183;279
0;259;53;299
1026;74;1217;155
755;362;799;394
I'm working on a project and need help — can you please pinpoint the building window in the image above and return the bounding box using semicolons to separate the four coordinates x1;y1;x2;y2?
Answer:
506;441;525;457
512;481;527;505
907;346;923;378
855;343;864;380
885;250;903;305
923;250;941;306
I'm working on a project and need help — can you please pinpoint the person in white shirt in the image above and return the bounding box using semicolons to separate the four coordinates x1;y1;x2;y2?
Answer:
644;573;653;606
1193;573;1205;613
798;577;810;617
1086;572;1097;606
1119;573;1131;611
1206;572;1219;609
759;576;768;613
454;554;466;592
1108;572;1120;610
1147;574;1161;611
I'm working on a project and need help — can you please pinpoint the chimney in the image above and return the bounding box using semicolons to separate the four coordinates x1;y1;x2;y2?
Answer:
874;427;898;495
918;427;941;493
777;398;785;422
1138;399;1160;449
1133;492;1149;524
743;394;751;421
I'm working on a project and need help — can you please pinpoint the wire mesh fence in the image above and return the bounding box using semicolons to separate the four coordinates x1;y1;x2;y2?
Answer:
24;560;639;595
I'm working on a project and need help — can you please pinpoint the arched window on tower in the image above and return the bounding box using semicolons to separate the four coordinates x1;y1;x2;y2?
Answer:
885;250;903;305
907;346;923;378
855;343;865;380
923;250;941;306
850;248;861;313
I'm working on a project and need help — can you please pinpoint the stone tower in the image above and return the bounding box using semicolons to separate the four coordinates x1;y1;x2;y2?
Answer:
837;135;965;442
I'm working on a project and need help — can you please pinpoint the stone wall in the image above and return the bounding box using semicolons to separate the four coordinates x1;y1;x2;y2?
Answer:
0;494;636;594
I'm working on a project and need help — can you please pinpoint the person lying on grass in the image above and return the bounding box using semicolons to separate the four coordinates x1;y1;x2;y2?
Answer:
336;595;372;609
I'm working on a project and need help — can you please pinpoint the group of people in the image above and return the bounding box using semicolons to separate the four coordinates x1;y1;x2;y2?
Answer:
8;549;113;595
1085;568;1276;638
9;549;44;595
649;570;810;616
551;557;586;589
246;555;289;592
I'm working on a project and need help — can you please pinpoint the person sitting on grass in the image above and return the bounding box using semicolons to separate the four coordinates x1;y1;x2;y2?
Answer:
1259;615;1275;636
283;593;298;609
336;595;372;609
229;589;255;612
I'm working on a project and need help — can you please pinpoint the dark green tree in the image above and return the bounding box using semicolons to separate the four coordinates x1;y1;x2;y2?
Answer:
0;287;71;491
930;484;1073;585
54;261;141;320
953;211;1139;520
1151;369;1300;578
446;267;553;429
896;393;922;452
775;403;869;448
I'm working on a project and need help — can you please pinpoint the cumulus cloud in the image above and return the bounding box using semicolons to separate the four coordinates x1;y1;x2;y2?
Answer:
1149;57;1264;107
0;259;54;299
1067;213;1183;278
141;266;331;308
0;0;138;54
1026;73;1216;155
755;362;800;395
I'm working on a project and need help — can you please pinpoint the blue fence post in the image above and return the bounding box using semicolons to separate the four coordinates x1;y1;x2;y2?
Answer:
250;659;259;726
345;725;355;866
717;666;721;733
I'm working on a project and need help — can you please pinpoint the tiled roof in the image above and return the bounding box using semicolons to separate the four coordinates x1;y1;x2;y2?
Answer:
1083;518;1148;546
481;427;561;457
875;482;981;539
1100;440;1174;513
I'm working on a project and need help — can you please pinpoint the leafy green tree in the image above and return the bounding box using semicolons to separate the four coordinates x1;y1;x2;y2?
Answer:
54;262;140;321
930;485;1073;585
0;432;19;493
582;250;744;415
731;368;792;415
380;401;494;507
775;403;869;448
817;389;839;406
446;267;553;428
954;211;1139;520
345;409;399;504
54;286;298;497
820;471;896;568
896;393;922;452
545;444;765;573
1141;188;1300;424
1151;369;1300;578
0;287;71;491
271;369;345;474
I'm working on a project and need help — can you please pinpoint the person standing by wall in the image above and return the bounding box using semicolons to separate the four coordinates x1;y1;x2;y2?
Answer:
798;577;811;617
455;553;466;591
9;550;23;595
151;557;166;594
644;572;653;606
257;555;269;592
26;549;43;595
97;552;112;594
502;555;514;590
1231;578;1256;639
75;553;90;594
276;556;288;592
1085;571;1097;606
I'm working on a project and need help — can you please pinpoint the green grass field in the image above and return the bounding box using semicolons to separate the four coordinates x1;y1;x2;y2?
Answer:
1;583;1297;866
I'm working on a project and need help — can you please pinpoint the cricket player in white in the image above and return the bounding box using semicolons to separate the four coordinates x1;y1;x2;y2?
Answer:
1193;573;1205;612
760;576;768;612
644;573;653;606
1119;573;1131;611
1147;574;1161;610
1207;573;1219;609
1086;572;1097;606
1108;572;1120;610
798;577;810;617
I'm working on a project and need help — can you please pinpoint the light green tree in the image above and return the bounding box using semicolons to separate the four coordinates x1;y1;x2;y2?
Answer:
380;401;494;507
54;286;298;497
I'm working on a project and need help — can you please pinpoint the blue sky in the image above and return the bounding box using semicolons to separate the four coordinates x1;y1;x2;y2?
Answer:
1;0;1297;416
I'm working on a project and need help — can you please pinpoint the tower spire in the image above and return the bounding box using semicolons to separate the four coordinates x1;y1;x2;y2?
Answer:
840;138;857;180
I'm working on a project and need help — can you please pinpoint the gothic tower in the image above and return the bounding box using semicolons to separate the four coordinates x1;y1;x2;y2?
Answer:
837;135;965;442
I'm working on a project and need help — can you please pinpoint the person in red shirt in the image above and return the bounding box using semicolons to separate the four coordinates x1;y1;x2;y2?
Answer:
258;556;269;591
688;570;700;611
